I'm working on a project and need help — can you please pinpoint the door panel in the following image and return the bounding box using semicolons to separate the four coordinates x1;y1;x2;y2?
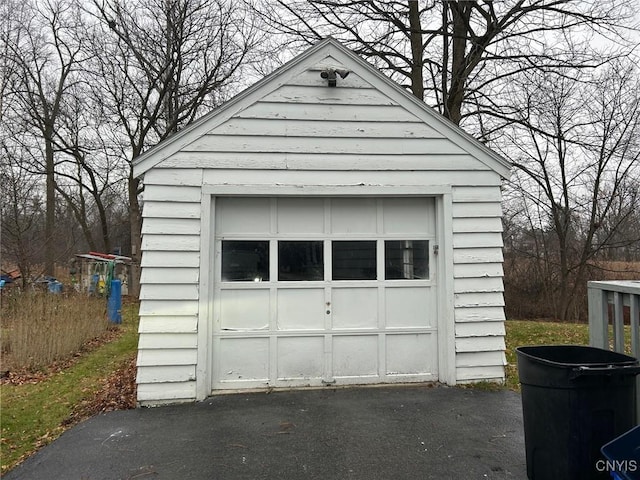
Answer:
386;333;437;375
217;337;269;383
330;198;377;233
276;198;325;234
331;287;378;329
333;335;378;377
276;288;325;330
277;337;324;380
219;289;270;330
385;287;433;328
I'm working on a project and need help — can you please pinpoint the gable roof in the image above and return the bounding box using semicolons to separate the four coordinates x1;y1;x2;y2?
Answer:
133;37;511;179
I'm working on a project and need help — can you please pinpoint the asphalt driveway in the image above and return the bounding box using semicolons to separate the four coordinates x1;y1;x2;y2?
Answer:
5;385;527;479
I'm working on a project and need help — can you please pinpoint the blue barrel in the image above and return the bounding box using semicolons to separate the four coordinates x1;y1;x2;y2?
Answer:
107;279;122;324
48;281;63;294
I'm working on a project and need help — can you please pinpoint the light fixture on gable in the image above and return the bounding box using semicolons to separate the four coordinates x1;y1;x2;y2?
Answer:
320;68;350;87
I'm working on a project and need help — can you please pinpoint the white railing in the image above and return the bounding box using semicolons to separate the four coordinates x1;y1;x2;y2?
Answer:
588;280;640;420
588;280;640;358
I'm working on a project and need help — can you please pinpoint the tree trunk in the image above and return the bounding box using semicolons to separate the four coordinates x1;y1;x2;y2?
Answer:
44;138;55;276
97;198;111;253
408;0;424;100
446;2;471;125
128;170;142;297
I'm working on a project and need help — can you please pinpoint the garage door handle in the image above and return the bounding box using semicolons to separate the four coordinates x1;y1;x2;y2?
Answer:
322;379;336;385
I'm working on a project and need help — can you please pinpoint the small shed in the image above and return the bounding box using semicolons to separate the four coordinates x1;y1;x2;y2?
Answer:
133;38;511;406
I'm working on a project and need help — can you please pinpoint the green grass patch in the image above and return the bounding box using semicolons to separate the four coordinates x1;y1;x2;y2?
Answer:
504;319;635;391
1;302;139;473
505;320;592;391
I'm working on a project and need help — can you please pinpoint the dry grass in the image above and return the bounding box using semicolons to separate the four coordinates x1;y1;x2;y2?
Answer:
1;291;109;372
503;257;640;321
594;261;640;279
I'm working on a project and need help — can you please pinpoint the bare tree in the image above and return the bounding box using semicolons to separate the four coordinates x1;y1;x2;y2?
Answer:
253;0;637;128
85;0;261;295
500;59;640;320
53;78;130;253
0;146;47;288
3;0;86;276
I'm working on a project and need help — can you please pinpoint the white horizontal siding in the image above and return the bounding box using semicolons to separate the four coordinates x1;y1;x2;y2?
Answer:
141;218;200;235
137;349;198;366
139;284;199;301
455;321;505;338
138;175;204;404
141;251;199;268
262;84;395;106
453;248;504;264
141;234;200;251
452;202;503;218
188;135;467;155
455;292;505;308
162;152;491;171
144;168;203;186
452;217;503;233
456;366;506;382
456;336;505;353
455;306;506;322
201;169;501;187
137;381;196;404
456;351;507;368
451;187;506;382
140;268;199;284
239;102;422;122
453;263;504;279
453;232;503;249
143;185;202;202
139;316;198;333
452;185;502;203
454;277;504;294
137;365;196;384
138;332;197;349
211;118;443;139
143;202;201;219
138;299;199;316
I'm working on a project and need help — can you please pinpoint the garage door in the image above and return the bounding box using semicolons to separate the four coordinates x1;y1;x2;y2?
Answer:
211;197;438;390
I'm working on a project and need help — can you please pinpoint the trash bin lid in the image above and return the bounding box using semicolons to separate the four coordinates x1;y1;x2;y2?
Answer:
517;345;638;368
517;345;640;388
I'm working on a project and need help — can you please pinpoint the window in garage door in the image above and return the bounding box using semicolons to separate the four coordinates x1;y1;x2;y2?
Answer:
220;239;430;282
212;197;438;390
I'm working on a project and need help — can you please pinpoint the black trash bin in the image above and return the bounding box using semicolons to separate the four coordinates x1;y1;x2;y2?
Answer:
517;345;640;480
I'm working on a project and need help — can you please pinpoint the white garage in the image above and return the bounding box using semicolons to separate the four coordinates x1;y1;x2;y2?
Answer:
133;38;510;405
